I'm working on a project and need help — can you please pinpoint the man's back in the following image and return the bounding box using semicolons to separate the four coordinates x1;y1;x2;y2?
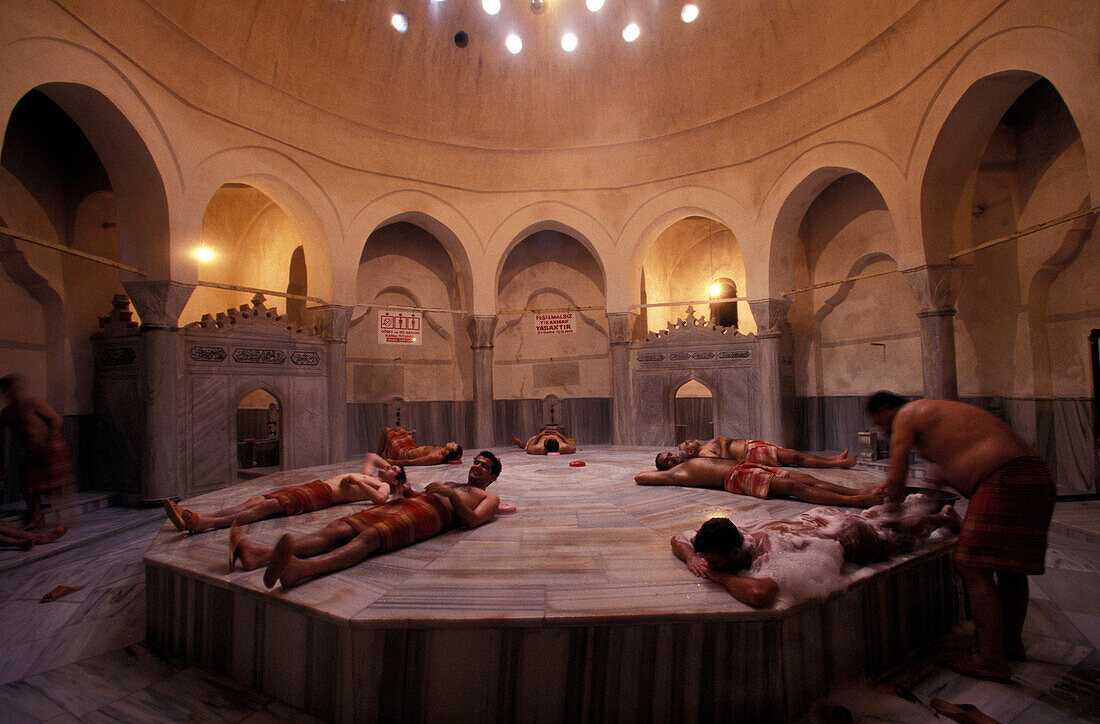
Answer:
895;399;1034;495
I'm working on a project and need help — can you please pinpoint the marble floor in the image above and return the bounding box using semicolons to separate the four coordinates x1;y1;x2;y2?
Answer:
0;448;1096;722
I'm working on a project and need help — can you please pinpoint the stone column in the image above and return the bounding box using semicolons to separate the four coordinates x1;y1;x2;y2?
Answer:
607;311;637;445
122;280;193;503
468;315;498;448
748;298;792;446
903;264;961;400
307;304;353;463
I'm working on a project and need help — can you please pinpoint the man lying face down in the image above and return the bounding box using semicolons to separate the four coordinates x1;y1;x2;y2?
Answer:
670;497;962;607
232;451;503;588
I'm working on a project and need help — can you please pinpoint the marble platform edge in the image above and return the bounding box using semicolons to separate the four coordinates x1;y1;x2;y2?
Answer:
146;552;960;723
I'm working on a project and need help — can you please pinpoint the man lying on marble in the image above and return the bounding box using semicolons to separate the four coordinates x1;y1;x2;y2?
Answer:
661;436;857;470
637;456;885;508
232;451;502;589
378;425;463;466
510;428;576;455
163;453;408;534
671;494;962;607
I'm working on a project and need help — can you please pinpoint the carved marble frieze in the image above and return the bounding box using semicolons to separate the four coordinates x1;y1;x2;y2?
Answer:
183;294;325;372
630;307;757;369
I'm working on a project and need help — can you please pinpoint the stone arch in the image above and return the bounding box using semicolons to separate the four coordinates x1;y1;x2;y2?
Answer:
189;147;341;304
0;38;180;280
909;27;1100;231
487;201;612;314
229;381;286;474
622;186;752;310
346;192;476;312
761;144;911;298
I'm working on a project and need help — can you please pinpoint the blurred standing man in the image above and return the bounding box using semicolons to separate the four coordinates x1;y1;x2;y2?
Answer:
0;374;71;529
866;390;1055;683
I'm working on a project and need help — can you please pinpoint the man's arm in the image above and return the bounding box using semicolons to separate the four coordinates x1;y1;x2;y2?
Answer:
35;399;63;435
361;452;388;474
704;569;778;607
671;535;709;577
424;483;499;528
390;451;445;466
339;474;390;504
883;408;917;505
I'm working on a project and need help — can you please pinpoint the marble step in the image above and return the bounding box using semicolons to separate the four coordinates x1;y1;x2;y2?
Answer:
1;490;119;527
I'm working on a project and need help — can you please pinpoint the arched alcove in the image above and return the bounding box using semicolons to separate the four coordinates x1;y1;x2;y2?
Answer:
235;388;281;476
181;183;310;326
641;217;751;334
674;379;715;444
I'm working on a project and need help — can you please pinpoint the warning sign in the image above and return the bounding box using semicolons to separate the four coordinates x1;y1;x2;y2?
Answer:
379;311;422;345
534;312;576;335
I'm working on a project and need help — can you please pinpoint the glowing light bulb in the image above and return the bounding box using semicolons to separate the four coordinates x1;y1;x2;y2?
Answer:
506;33;523;54
709;283;723;298
681;4;699;23
586;0;604;11
193;245;216;263
561;32;578;52
482;0;500;15
622;23;640;42
391;13;409;32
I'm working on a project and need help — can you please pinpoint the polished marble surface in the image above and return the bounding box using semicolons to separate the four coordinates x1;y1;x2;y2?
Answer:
0;449;1095;722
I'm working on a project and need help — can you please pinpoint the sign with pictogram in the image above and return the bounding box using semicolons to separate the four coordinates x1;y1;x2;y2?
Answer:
379;311;422;345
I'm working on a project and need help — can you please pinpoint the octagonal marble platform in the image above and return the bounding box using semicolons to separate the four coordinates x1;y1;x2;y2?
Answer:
145;446;961;723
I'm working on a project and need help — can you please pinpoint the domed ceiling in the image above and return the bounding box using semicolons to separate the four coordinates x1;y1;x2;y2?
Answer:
60;0;930;151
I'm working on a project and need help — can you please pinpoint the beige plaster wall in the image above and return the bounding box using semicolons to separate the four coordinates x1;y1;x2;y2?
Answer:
494;231;610;399
348;223;471;403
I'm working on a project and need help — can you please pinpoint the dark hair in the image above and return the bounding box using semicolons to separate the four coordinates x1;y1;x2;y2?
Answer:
477;450;502;476
655;452;679;471
865;390;906;415
693;517;744;557
0;374;19;392
393;465;407;485
444;444;463;462
544;437;560;453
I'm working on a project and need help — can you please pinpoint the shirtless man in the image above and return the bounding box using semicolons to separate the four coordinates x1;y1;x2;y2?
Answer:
232;451;502;588
510;429;576;455
0;374;71;528
0;519;67;550
378;426;462;466
637;456;883;507
867;390;1056;683
164;453;408;534
671;502;962;607
662;437;856;470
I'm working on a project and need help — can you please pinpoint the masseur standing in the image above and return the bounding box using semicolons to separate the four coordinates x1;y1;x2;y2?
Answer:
866;391;1055;683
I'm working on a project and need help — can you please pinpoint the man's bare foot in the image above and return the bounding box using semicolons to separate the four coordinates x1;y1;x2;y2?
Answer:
182;509;206;534
264;534;295;588
938;505;962;533
510;434;526;449
856;489;887;507
936;650;1010;682
164;500;186;531
278;554;308;588
228;522;243;572
234;536;272;571
35;525;67;545
838;456;858;469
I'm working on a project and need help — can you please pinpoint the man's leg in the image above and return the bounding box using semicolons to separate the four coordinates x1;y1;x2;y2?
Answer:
266;527;383;588
185;497;285;533
951;563;1011;679
770;474;883;507
235;518;357;572
0;521;34;550
378;428;392;456
23;490;44;529
997;571;1030;661
775;448;857;469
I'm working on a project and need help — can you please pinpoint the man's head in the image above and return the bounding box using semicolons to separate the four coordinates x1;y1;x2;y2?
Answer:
693;517;745;572
544;437;560;453
655;451;683;471
865;390;906;435
0;374;22;402
443;442;463;462
467;450;502;488
677;439;701;457
379;463;407;486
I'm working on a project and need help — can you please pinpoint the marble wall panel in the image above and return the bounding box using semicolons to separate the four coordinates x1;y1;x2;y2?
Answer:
288;376;329;470
187;374;231;493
